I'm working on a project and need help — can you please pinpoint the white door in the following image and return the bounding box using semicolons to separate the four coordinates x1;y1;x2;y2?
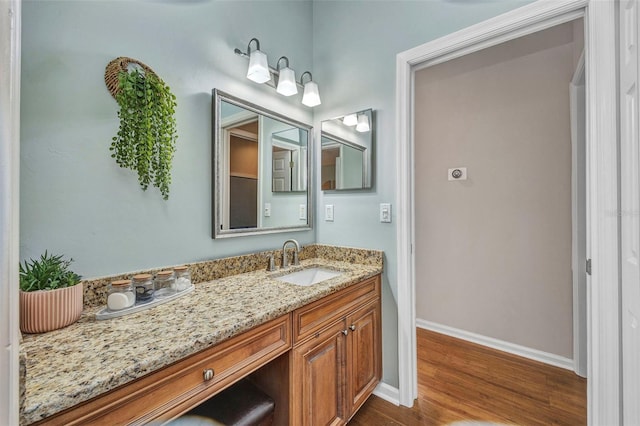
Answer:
620;0;640;423
272;150;291;192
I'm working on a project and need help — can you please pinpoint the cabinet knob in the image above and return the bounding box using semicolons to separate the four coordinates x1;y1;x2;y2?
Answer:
349;325;356;331
203;368;215;381
342;329;349;336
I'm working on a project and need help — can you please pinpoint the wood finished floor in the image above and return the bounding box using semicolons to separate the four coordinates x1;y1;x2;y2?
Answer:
349;328;587;426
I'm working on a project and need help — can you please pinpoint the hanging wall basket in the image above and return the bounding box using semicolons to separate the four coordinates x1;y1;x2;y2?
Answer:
104;56;178;200
104;56;159;99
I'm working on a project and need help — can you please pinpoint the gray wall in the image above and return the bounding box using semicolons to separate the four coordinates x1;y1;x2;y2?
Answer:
20;0;315;278
414;22;581;358
312;0;533;388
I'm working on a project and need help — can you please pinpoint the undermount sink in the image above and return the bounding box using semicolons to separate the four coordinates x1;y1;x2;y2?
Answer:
274;267;342;286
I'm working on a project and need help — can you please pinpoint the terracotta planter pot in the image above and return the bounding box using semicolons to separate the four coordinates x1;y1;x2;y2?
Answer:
20;283;84;334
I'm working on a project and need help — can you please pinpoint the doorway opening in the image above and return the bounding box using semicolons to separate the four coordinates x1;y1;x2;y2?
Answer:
412;19;586;377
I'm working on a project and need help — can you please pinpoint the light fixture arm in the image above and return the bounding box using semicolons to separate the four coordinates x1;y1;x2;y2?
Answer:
276;56;290;71
247;38;261;54
300;71;313;85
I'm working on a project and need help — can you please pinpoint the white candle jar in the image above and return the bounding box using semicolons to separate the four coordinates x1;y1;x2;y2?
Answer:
107;280;136;311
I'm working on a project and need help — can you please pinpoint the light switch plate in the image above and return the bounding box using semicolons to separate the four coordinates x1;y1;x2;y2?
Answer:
299;204;306;220
264;203;271;217
325;204;334;222
448;167;467;181
380;203;392;223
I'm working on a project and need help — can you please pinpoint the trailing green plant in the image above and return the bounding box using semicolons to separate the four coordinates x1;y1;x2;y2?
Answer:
110;68;177;199
19;251;82;292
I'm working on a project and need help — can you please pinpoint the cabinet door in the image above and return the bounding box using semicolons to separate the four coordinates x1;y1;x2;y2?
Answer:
291;320;347;426
346;298;381;417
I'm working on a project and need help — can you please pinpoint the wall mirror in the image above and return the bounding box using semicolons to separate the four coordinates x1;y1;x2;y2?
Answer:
212;89;313;238
320;109;374;191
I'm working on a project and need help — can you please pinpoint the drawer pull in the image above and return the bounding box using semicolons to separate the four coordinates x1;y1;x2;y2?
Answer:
203;369;215;381
342;329;349;336
349;325;356;331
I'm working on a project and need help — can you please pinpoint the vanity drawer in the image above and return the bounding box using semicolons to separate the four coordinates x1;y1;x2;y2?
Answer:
293;275;380;344
36;314;291;426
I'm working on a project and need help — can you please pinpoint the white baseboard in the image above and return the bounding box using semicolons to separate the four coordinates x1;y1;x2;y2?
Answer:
373;381;399;406
416;318;574;371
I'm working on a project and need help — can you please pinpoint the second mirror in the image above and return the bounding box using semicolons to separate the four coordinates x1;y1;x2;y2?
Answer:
321;109;374;191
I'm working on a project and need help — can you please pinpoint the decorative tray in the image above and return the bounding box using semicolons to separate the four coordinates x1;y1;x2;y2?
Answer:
95;284;195;320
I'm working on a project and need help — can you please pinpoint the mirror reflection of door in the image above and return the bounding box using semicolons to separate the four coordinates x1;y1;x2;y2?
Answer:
321;144;340;190
271;128;307;192
227;120;258;229
272;148;292;192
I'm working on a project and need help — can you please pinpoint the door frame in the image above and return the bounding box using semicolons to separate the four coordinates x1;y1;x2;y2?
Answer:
570;51;587;378
619;0;639;422
1;0;22;423
395;1;619;424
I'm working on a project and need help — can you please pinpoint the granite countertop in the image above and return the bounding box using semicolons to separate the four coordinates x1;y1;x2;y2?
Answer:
20;257;382;425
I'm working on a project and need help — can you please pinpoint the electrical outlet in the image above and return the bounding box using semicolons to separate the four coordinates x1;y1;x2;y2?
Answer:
299;204;306;220
380;203;391;223
325;204;334;222
264;203;271;217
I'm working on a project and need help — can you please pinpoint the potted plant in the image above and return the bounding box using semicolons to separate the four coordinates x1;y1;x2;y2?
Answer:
19;252;83;334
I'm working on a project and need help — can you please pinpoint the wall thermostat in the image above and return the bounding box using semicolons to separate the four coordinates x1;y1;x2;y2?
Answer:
448;167;467;181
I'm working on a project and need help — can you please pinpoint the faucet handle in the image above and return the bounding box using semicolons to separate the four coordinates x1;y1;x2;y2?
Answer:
267;253;276;272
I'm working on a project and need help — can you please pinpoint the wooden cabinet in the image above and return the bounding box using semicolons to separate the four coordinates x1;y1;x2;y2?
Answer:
290;275;382;425
346;298;381;415
291;319;348;426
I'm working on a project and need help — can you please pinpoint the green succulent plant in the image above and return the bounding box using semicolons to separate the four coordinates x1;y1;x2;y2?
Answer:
110;68;177;200
19;251;82;292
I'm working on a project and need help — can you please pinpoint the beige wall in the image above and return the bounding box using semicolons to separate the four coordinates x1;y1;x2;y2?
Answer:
414;21;582;358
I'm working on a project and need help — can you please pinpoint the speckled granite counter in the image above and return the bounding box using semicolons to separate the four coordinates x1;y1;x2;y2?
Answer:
20;248;382;425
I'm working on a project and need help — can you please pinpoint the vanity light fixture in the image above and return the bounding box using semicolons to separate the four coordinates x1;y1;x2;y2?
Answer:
300;72;321;107
276;57;298;97
343;114;358;126
356;113;370;132
234;38;321;107
245;38;270;84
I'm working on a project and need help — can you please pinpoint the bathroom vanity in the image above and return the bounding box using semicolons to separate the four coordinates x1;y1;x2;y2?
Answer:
20;246;382;426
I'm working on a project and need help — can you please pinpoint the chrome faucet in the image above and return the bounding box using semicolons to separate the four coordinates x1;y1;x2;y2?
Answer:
282;239;300;268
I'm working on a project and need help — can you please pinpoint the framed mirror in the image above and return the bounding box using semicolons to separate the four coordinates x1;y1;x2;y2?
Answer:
320;109;374;191
212;89;313;238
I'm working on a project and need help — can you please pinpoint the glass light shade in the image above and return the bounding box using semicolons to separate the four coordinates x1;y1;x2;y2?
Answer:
247;49;270;84
343;114;358;126
302;81;321;107
356;114;370;132
276;67;298;96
